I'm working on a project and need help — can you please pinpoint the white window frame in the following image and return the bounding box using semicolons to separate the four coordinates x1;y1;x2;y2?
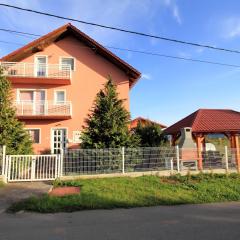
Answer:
17;89;47;102
59;56;76;71
34;55;48;77
54;89;66;104
25;128;41;144
73;130;82;143
17;89;47;115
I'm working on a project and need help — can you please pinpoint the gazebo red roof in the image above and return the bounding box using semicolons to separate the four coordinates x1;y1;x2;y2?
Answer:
164;109;240;135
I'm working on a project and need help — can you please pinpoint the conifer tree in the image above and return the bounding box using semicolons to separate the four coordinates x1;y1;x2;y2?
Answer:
81;77;139;148
133;122;166;147
0;67;32;154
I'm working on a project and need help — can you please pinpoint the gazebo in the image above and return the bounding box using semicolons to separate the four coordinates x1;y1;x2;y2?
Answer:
164;109;240;170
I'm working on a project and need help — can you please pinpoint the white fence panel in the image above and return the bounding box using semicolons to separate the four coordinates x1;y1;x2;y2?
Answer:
6;154;61;182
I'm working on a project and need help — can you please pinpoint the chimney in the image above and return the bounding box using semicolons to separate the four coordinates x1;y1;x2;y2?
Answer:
178;127;196;148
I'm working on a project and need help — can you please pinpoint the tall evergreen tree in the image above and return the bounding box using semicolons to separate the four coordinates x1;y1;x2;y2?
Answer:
81;77;139;148
0;67;32;154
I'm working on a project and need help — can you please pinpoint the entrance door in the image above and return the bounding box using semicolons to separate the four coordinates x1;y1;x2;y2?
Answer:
35;56;47;77
52;129;67;154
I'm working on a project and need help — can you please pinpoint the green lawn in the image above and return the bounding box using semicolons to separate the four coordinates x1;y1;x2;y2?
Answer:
8;173;240;213
0;182;4;188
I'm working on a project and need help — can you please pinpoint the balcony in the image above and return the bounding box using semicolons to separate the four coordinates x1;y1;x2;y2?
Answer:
0;62;72;85
14;101;72;120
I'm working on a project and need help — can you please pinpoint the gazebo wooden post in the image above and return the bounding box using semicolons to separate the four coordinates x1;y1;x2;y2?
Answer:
230;134;240;170
171;134;178;146
196;135;204;170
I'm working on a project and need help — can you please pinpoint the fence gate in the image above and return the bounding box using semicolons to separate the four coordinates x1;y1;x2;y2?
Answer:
5;154;61;182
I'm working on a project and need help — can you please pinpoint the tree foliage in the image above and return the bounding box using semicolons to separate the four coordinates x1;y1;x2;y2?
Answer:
0;67;32;154
81;77;139;148
133;122;166;147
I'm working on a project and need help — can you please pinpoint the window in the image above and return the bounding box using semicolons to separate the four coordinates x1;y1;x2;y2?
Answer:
26;129;40;144
60;57;75;71
35;56;47;77
55;90;66;104
73;131;82;143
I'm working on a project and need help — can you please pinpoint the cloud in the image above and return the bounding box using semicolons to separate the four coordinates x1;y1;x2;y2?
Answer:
221;17;240;39
178;51;191;58
142;73;152;80
195;47;204;54
163;0;182;24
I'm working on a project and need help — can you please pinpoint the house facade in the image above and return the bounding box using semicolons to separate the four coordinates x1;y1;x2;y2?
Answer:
0;23;141;154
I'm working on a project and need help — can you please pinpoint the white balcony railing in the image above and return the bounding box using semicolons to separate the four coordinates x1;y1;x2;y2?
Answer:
14;101;72;117
0;62;72;79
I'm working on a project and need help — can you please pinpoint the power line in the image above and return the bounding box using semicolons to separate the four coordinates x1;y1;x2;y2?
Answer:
0;28;40;37
0;40;23;46
0;37;240;69
0;3;240;54
106;46;240;68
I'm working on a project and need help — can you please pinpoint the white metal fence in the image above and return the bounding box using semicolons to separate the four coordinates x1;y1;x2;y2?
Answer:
14;100;72;117
0;62;72;79
63;147;177;175
62;146;239;176
1;146;239;182
5;154;61;182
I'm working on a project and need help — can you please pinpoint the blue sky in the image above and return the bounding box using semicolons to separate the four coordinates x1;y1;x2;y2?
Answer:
1;0;240;126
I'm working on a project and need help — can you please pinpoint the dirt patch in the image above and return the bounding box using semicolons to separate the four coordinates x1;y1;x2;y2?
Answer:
49;186;80;197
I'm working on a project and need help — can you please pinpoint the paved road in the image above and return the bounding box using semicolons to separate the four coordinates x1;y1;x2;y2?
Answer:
0;202;240;240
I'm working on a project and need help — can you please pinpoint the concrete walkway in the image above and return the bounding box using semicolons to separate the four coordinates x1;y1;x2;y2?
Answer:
0;182;52;212
0;202;240;240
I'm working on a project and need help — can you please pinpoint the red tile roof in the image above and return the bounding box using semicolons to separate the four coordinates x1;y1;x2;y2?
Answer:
130;117;167;129
164;109;240;135
0;23;141;88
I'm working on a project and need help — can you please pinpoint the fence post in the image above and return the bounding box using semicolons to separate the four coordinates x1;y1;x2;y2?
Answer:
3;155;8;183
225;146;229;172
31;156;36;180
59;148;64;177
122;147;125;174
7;156;11;182
170;158;174;174
1;145;6;176
176;145;180;173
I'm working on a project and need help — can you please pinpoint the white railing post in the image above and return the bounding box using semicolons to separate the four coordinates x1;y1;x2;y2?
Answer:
70;102;73;116
176;145;180;173
170;158;174;174
23;62;26;76
31;157;36;180
7;156;11;182
21;101;24;115
59;148;64;177
1;145;6;176
225;146;229;172
122;147;125;174
45;100;48;115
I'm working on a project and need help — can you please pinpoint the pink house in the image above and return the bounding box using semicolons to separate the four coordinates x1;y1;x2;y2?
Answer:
0;23;141;154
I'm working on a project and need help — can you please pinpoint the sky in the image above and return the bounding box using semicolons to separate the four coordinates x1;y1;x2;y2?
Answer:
0;0;240;126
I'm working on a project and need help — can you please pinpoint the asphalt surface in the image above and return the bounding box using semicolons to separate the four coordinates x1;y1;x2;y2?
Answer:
0;202;240;240
0;182;52;213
